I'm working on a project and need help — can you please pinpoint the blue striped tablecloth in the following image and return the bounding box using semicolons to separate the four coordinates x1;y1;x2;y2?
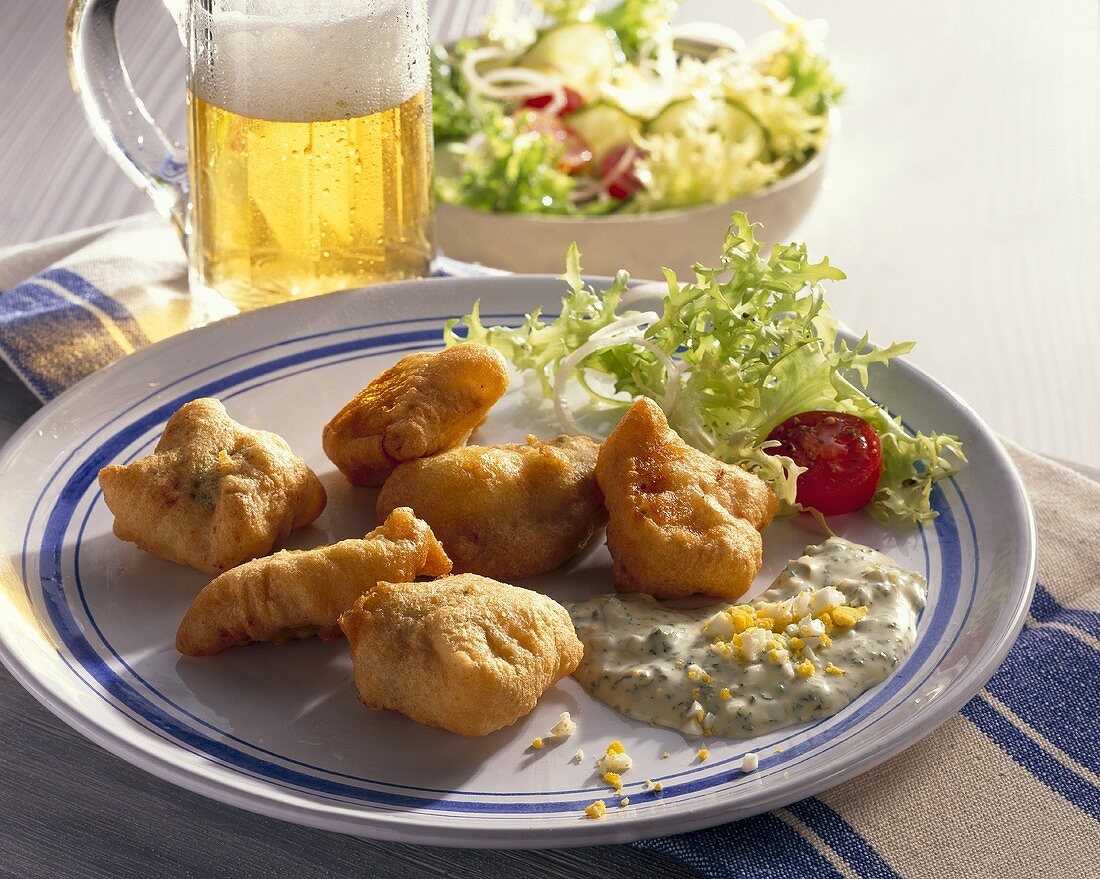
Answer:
0;214;1096;877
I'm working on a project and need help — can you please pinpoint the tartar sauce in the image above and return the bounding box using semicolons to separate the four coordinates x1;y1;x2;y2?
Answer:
567;538;926;738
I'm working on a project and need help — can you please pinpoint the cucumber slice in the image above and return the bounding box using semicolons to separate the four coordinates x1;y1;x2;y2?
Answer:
565;103;644;162
519;22;622;99
647;98;767;157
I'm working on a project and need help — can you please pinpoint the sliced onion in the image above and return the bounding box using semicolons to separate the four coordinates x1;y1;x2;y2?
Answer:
601;143;639;187
550;316;681;435
618;282;668;309
569;180;605;203
461;48;566;105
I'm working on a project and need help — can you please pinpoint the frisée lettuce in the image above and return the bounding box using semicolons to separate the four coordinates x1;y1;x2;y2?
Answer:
444;214;964;524
433;0;843;216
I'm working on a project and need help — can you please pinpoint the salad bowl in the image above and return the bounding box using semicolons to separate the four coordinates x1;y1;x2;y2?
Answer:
436;134;829;277
431;1;841;277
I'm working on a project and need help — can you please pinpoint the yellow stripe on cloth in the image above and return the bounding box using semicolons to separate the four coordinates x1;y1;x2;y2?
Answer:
40;278;136;356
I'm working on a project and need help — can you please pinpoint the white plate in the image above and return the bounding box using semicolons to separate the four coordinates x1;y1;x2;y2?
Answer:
0;276;1035;848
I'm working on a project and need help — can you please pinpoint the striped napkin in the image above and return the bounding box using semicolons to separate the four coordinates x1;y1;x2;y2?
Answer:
0;212;498;403
0;214;1096;876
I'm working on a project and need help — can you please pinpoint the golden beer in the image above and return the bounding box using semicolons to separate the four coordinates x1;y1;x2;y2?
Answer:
188;88;433;311
182;1;434;311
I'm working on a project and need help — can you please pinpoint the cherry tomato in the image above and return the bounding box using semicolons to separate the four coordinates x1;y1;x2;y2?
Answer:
523;87;585;117
513;110;593;174
599;144;644;200
764;411;883;515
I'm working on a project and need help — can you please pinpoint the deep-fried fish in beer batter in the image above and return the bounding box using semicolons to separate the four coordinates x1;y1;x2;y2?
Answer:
176;508;450;656
377;434;605;579
99;398;326;574
322;344;509;486
340;573;582;736
596;398;777;601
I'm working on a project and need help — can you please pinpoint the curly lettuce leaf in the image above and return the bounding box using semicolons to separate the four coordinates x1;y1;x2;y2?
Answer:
632;124;781;211
431;45;481;141
755;1;844;117
434;108;580;214
446;213;964;524
596;0;681;57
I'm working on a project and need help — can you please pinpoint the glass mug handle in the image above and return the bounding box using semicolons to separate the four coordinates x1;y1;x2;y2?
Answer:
66;0;189;240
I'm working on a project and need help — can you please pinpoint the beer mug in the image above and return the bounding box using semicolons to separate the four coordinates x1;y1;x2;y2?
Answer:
67;0;435;312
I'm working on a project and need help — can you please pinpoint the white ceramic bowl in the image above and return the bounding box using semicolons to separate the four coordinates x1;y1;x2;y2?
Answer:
436;135;830;278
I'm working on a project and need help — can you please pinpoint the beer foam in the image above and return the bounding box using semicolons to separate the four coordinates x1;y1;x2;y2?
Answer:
191;0;427;122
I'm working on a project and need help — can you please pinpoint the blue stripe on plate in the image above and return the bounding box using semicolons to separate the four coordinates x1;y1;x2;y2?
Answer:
39;268;150;349
983;624;1100;775
961;695;1100;820
786;798;903;879
635;812;847;879
0;281;128;399
1030;583;1100;639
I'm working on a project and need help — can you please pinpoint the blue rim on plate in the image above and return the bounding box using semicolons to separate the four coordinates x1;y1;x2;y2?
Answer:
0;276;1036;848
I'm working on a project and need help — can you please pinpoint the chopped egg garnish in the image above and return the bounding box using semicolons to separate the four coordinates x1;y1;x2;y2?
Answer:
549;711;576;738
696;748;709;762
530;713;576;755
602;771;623;793
596;740;633;775
619;797;630;808
566;539;927;739
572;748;585;763
741;752;759;772
584;800;606;820
652;781;664;792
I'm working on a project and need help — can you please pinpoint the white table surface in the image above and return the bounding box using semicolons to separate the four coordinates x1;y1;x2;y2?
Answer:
0;2;1097;875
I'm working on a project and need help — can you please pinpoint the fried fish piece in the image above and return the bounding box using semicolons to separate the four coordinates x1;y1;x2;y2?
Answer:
322;344;510;486
339;573;582;736
596;397;778;601
98;398;326;574
376;434;605;579
176;508;451;656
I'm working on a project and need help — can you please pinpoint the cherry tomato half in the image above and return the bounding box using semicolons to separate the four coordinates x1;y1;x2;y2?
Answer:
523;87;585;117
764;411;883;516
513;110;593;174
599;144;644;200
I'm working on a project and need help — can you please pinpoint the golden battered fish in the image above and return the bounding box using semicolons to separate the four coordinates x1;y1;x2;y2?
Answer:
176;508;451;656
376;434;605;579
322;344;510;486
596;397;778;600
99;398;326;574
339;573;582;736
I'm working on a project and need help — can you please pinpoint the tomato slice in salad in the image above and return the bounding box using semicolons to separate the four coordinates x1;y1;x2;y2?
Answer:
513;110;593;174
764;411;883;515
599;143;644;200
523;87;585;117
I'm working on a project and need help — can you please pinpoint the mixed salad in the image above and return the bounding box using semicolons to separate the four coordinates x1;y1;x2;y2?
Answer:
446;213;965;524
433;0;843;216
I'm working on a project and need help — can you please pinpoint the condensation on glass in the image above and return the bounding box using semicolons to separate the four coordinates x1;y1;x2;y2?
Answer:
68;0;435;314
